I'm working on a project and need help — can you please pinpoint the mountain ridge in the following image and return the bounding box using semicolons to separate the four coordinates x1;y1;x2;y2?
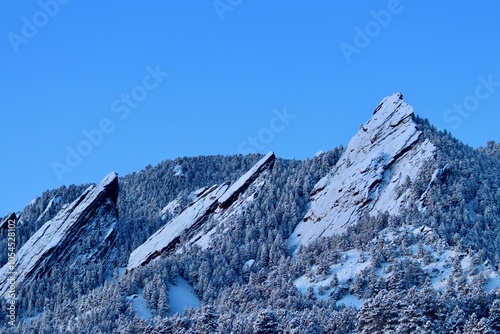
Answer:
2;93;500;333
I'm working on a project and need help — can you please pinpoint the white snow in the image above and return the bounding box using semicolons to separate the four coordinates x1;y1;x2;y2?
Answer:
127;183;229;271
173;164;184;177
294;249;370;307
168;277;201;315
218;152;274;206
0;172;118;299
24;313;43;323
36;196;61;222
336;294;363;309
314;150;325;158
128;152;275;270
126;289;153;320
159;198;182;220
290;93;435;250
117;268;126;277
294;223;500;309
485;271;500;291
243;259;255;271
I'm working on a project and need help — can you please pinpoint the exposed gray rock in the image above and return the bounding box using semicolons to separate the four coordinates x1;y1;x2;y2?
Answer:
0;172;119;299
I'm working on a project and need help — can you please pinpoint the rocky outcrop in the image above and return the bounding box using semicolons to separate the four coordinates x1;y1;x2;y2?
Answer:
0;213;17;229
127;152;275;271
0;172;119;298
218;152;275;209
289;93;436;250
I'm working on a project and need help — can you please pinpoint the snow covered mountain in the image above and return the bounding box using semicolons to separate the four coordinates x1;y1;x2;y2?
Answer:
290;93;436;249
0;172;119;299
2;93;500;333
127;152;275;271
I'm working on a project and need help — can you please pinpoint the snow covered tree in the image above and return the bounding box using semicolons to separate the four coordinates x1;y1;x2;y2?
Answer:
194;305;218;334
253;309;280;334
489;299;500;333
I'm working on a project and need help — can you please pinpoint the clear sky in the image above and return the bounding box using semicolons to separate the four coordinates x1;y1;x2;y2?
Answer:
1;1;499;216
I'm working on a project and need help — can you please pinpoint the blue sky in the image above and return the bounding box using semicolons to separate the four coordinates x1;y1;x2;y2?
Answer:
1;1;499;215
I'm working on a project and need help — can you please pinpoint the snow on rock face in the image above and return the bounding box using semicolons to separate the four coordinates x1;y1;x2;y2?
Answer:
290;93;435;250
160;198;183;219
127;183;230;271
127;152;276;271
218;151;275;209
0;172;119;299
0;212;16;229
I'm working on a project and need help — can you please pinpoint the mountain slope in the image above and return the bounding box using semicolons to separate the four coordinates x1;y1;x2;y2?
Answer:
290;93;435;249
3;93;500;334
0;172;119;299
127;152;275;271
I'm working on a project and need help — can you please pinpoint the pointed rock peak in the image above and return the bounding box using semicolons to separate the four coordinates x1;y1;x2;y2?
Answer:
101;171;119;186
289;94;435;250
0;213;17;229
0;172;120;298
97;171;118;191
218;151;275;209
87;172;119;206
368;92;413;132
373;92;404;115
342;93;418;169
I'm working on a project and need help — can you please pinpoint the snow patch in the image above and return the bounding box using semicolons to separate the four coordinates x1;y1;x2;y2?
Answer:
243;259;255;271
314;150;325;158
336;294;363;309
173;164;184;177
168;277;201;315
294;249;369;307
127;289;153;320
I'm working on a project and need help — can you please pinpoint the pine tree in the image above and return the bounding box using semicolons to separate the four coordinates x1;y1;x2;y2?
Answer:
357;290;401;333
444;306;466;333
396;304;424;333
489;299;500;333
195;305;218;334
253;309;280;334
463;313;480;333
473;317;493;334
